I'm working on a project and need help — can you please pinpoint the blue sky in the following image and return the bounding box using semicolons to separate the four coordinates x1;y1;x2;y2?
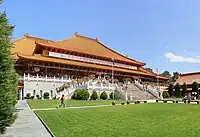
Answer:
1;0;200;74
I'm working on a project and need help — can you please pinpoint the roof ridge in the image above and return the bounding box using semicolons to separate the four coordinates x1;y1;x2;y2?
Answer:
180;72;200;76
24;33;54;42
74;32;97;41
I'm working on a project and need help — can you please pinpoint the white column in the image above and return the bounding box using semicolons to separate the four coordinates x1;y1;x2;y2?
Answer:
23;73;26;81
125;91;128;100
45;75;47;82
19;88;23;100
92;83;94;89
108;83;110;90
28;73;30;81
62;76;63;83
36;74;38;81
54;76;55;82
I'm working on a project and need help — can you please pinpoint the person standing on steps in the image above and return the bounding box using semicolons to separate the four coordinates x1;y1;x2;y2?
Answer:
59;95;65;108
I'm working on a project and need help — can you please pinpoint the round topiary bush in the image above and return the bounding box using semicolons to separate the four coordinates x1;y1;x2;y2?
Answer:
90;90;98;100
71;89;90;100
162;91;170;98
43;92;50;99
100;91;107;100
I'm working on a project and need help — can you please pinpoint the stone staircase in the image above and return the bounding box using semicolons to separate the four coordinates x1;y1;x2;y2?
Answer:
125;83;156;100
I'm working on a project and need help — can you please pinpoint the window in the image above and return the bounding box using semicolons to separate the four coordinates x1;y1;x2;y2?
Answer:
33;90;36;97
40;90;43;97
50;90;53;98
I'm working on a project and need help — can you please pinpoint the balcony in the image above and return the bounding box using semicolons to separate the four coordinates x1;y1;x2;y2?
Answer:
19;73;71;83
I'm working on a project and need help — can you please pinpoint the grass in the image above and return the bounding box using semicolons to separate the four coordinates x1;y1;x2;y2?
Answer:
28;100;125;109
36;103;200;137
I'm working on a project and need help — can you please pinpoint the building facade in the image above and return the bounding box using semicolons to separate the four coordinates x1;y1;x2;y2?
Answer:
12;32;169;99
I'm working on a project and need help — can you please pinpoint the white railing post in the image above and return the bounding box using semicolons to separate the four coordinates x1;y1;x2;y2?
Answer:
54;76;55;82
45;75;47;82
28;73;30;81
36;74;38;81
23;73;26;81
62;76;63;83
92;83;94;89
108;83;110;90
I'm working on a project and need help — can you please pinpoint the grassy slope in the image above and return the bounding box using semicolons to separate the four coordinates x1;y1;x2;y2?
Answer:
28;100;124;109
36;104;200;137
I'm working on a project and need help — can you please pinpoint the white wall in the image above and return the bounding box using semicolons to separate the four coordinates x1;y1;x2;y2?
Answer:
24;81;64;98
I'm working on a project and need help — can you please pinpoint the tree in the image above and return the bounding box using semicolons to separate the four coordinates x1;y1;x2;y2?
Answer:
182;83;187;96
161;71;171;78
192;81;199;95
174;83;181;97
145;68;153;72
172;72;180;82
0;9;18;133
110;92;115;99
168;84;174;97
100;91;108;100
90;90;98;100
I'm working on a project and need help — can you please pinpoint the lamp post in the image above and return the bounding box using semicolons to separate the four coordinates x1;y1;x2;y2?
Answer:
111;58;115;101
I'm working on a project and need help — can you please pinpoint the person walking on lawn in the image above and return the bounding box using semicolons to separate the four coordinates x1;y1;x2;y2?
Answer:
59;95;65;108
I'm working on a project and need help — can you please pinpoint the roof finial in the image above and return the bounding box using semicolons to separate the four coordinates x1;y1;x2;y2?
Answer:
96;37;99;41
24;33;29;37
74;32;78;36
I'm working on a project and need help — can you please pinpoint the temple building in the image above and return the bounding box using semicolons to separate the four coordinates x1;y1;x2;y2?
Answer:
175;72;200;91
12;32;169;100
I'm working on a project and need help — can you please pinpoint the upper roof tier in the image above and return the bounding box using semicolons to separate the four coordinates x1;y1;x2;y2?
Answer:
12;32;145;66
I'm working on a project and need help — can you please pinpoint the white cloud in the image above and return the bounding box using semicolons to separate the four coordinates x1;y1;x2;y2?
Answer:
165;52;200;63
183;49;187;53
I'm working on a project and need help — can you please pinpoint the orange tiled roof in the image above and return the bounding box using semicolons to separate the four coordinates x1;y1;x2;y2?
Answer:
175;72;200;85
36;33;145;66
17;53;154;76
139;67;170;80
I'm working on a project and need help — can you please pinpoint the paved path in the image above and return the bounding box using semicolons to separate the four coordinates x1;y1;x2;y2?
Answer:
3;100;51;137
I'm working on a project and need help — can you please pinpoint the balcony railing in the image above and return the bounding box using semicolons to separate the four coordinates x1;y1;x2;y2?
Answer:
20;73;71;83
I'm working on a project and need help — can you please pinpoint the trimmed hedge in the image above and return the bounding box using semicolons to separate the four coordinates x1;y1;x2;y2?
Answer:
90;90;98;100
43;92;50;99
71;89;90;100
100;91;108;100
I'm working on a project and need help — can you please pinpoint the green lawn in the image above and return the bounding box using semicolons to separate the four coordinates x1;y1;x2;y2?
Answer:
28;100;125;109
36;104;200;137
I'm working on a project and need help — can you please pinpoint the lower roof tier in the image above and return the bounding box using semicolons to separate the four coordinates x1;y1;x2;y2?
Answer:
16;54;169;81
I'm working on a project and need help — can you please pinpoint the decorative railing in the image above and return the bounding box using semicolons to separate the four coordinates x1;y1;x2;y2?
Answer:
21;73;71;83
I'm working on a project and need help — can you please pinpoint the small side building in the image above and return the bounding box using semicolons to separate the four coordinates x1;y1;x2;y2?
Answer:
175;72;200;91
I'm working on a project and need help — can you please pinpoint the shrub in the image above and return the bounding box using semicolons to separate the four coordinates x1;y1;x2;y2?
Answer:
25;93;31;99
121;102;124;105
175;83;181;97
100;91;108;100
162;91;170;98
192;81;199;95
109;92;114;99
31;96;34;100
182;83;187;96
168;84;174;97
112;102;115;105
90;90;98;100
127;101;130;105
43;92;50;99
71;89;90;100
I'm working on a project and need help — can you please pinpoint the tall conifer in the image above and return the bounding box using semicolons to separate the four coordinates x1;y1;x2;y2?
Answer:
0;4;18;133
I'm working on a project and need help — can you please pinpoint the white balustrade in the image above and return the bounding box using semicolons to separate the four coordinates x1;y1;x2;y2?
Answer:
22;73;71;83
